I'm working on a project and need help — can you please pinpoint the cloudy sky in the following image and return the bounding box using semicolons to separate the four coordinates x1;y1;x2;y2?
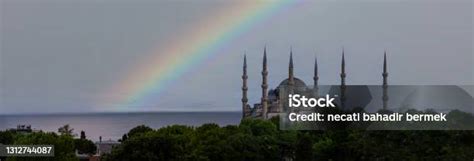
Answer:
1;0;472;114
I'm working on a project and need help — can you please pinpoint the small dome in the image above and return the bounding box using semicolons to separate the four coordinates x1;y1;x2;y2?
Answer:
328;85;373;109
277;77;307;88
401;86;473;113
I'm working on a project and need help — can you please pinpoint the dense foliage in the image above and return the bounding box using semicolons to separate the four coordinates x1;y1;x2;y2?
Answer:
1;114;473;161
2;131;78;161
0;125;97;161
74;138;96;155
103;118;474;161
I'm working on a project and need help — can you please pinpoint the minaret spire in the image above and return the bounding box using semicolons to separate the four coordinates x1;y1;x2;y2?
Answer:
261;47;268;119
340;49;346;109
383;51;387;75
382;51;389;110
242;54;248;118
289;47;294;86
341;49;345;77
313;55;319;97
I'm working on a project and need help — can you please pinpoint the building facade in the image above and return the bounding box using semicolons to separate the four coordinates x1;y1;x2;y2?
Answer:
241;48;388;119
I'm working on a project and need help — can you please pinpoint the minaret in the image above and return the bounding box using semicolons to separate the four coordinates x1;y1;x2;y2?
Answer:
288;48;295;86
261;47;268;119
382;51;389;110
242;54;248;118
340;49;346;109
313;55;319;97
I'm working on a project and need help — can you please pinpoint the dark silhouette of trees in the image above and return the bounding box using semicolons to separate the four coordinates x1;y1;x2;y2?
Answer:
80;130;86;140
0;131;14;144
6;132;78;161
102;114;474;161
1;110;473;161
119;134;128;142
295;132;313;161
58;124;75;136
127;125;153;137
74;138;96;155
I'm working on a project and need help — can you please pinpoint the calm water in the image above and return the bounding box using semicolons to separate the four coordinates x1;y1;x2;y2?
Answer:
0;112;241;141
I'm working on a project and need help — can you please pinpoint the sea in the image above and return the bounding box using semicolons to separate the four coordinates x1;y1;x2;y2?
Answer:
0;112;241;141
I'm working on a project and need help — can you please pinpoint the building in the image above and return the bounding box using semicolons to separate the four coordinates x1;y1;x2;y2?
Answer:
241;48;389;119
96;139;121;156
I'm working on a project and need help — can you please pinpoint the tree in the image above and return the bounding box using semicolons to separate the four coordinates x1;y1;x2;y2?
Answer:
105;132;190;161
127;125;153;138
80;130;86;140
194;123;228;161
102;116;474;161
0;131;14;144
58;124;75;136
295;133;312;161
120;134;128;142
74;138;97;155
0;131;15;161
7;132;78;161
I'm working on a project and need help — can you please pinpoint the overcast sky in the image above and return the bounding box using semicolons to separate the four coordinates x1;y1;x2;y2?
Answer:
1;0;472;114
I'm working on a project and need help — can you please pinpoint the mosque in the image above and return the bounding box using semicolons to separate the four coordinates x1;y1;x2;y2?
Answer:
241;47;389;119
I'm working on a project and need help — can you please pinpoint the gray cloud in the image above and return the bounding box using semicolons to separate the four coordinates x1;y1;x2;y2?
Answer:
1;0;472;114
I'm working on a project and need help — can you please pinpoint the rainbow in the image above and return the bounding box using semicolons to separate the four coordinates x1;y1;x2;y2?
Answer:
103;0;298;109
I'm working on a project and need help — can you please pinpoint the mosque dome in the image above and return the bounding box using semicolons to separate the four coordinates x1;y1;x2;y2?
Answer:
328;85;373;109
277;77;307;88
